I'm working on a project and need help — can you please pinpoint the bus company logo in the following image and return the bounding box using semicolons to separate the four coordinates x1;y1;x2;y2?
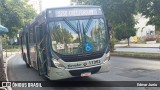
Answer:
83;62;87;66
68;63;82;68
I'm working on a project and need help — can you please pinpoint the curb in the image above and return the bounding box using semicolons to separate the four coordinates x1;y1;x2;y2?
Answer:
4;54;17;90
5;54;16;81
111;52;160;60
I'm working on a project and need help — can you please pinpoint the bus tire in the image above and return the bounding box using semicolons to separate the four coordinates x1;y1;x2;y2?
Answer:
42;75;50;81
23;54;30;68
26;63;30;68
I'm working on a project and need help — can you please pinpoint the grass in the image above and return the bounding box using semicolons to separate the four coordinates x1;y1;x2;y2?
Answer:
111;51;160;60
114;51;160;55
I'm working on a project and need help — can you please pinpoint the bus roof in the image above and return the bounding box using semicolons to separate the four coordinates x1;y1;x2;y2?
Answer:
29;5;103;27
45;5;101;10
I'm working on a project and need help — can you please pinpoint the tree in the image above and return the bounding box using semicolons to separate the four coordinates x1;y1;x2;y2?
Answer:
114;22;136;46
71;0;137;46
0;0;36;38
138;0;160;32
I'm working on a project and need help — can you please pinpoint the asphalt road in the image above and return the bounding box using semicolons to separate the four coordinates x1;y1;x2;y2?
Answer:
115;47;160;53
7;54;160;90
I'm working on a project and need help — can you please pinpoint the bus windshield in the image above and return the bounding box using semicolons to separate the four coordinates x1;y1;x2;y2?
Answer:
49;18;107;55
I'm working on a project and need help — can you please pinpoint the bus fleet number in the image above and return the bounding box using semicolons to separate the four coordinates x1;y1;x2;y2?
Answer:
89;60;101;65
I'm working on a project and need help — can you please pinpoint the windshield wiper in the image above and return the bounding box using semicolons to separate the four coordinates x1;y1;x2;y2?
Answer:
84;16;93;33
82;23;86;42
63;18;79;34
63;18;84;54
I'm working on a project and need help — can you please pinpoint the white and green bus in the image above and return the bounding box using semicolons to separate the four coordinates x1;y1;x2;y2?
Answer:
19;5;111;80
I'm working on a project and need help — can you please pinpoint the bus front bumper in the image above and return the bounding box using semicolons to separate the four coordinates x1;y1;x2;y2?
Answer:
48;61;110;80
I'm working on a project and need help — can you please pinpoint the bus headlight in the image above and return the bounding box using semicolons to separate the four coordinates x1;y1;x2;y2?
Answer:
52;59;65;69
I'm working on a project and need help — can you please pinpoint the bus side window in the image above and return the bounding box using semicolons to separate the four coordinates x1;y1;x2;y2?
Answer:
29;27;34;45
34;25;38;43
35;25;42;43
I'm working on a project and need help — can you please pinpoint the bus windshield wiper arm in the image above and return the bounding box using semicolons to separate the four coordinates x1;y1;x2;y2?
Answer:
82;23;86;43
84;16;93;33
63;18;79;34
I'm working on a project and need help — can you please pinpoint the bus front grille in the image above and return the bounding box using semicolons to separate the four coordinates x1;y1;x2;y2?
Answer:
59;52;104;62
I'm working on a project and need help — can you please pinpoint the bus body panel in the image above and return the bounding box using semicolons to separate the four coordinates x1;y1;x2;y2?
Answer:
48;53;110;80
48;62;109;80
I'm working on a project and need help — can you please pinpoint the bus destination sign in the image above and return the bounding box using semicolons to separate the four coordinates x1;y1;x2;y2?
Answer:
48;8;102;18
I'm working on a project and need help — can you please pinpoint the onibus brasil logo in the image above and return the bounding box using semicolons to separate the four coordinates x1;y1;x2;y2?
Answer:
1;82;11;90
1;82;42;88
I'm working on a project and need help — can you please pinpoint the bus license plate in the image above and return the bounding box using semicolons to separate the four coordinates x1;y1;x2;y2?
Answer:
81;72;91;77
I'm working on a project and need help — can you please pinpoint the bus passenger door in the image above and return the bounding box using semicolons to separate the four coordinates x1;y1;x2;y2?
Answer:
23;32;31;67
29;27;37;69
35;24;47;75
